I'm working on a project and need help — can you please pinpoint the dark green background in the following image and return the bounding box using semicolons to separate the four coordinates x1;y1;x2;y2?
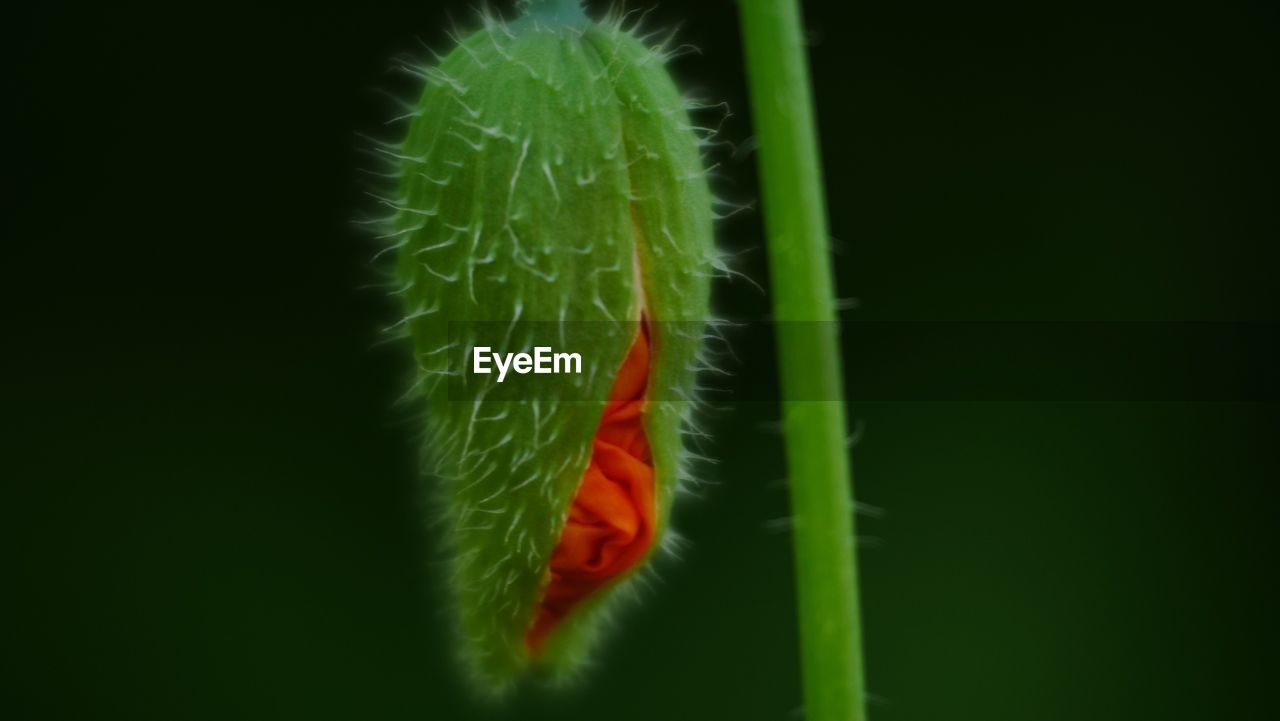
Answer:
7;1;1277;719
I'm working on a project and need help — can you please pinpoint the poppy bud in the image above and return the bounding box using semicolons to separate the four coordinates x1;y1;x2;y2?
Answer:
382;0;715;691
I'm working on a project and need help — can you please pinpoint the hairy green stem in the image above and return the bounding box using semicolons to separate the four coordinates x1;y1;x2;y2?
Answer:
519;0;587;24
737;1;866;719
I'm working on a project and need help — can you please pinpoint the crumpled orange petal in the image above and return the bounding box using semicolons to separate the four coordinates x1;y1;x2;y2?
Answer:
526;322;655;653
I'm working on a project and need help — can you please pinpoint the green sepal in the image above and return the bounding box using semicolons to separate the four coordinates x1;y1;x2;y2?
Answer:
387;5;715;692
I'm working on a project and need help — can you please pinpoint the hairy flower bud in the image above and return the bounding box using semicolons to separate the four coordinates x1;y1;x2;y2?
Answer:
381;0;716;691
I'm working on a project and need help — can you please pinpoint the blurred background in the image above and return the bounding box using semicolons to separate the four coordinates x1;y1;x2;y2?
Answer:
6;1;1277;719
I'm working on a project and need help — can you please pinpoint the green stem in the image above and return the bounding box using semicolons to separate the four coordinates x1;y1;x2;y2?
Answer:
518;0;587;25
737;2;866;720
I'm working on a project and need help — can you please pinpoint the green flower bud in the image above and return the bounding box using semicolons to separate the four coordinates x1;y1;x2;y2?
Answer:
380;0;715;692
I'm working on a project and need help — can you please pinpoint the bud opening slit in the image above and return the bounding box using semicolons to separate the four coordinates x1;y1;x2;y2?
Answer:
525;317;655;653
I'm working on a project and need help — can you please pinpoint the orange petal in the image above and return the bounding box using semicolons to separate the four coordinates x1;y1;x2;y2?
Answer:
526;323;655;653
